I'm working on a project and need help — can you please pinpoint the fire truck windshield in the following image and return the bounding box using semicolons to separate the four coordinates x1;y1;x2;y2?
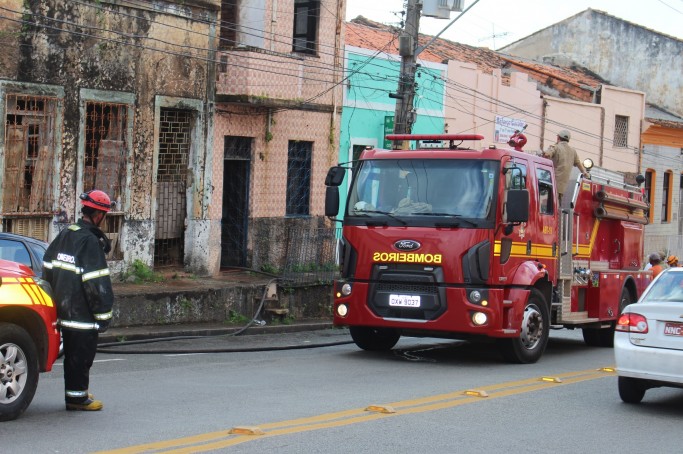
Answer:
346;159;499;227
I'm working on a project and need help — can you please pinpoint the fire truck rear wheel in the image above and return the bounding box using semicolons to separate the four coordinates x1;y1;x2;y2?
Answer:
0;323;39;422
349;326;401;351
497;288;549;364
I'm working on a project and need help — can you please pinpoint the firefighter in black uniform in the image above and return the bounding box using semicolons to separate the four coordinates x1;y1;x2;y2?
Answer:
43;190;115;411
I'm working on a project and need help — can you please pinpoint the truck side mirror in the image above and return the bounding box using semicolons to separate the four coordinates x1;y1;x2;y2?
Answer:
325;186;340;217
325;166;345;187
506;189;529;223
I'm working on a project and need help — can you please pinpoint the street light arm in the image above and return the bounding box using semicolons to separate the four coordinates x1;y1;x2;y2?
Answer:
416;0;481;56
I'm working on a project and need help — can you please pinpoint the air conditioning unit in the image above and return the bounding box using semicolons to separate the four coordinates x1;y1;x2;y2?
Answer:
421;0;464;19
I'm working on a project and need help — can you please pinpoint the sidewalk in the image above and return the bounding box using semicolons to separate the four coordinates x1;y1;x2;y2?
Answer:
104;268;335;345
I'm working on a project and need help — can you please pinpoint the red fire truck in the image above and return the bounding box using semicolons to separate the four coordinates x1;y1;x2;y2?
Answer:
325;134;651;363
0;259;59;421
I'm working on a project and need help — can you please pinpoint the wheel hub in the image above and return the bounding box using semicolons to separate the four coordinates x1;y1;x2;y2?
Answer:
520;305;543;349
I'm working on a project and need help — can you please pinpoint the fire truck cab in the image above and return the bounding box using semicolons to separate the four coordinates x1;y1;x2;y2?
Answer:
325;134;650;363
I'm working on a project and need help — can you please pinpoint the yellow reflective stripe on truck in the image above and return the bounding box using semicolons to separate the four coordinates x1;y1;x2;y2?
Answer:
0;276;54;307
493;241;555;258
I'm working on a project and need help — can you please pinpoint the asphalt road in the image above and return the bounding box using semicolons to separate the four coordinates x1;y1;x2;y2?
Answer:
3;328;683;453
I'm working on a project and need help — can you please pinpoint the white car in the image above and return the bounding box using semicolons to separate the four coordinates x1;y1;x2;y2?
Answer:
614;267;683;403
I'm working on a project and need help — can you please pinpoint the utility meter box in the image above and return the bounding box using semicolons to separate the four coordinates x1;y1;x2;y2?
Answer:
422;0;464;19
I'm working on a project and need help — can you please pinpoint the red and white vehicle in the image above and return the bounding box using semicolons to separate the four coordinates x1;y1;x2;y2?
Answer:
325;134;651;363
0;259;59;421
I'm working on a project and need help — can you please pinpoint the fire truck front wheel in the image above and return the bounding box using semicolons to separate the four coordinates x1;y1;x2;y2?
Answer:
350;326;401;351
497;289;550;364
0;323;39;422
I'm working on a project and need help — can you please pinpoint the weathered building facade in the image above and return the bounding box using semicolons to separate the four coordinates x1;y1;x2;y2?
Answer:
211;0;345;276
501;8;683;118
0;0;220;275
640;107;683;257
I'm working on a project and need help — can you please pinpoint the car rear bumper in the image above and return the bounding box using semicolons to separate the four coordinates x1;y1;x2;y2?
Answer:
614;333;683;384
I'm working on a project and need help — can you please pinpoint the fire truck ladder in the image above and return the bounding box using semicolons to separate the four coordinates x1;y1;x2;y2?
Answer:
555;173;598;325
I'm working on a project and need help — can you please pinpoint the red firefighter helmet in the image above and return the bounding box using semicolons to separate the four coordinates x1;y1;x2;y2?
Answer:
80;190;114;213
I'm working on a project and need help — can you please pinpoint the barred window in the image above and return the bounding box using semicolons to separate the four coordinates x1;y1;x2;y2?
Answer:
614;115;629;148
1;94;59;241
83;101;130;260
292;0;319;54
286;141;312;216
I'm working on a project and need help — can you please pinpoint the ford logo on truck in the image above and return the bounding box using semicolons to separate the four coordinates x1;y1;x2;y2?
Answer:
394;240;421;251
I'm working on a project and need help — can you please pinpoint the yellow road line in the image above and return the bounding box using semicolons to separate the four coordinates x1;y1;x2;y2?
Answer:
97;367;615;454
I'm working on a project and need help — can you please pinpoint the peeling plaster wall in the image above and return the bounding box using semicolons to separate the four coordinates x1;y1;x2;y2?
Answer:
0;0;219;275
502;9;683;117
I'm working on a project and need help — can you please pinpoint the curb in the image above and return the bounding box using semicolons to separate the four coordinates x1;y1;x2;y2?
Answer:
99;320;334;344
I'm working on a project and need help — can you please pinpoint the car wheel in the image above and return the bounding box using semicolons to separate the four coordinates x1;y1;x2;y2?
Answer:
618;376;646;404
497;288;549;364
349;326;401;351
0;323;39;422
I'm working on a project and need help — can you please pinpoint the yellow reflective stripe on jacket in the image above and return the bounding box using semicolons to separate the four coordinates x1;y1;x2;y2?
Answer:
94;311;113;321
0;277;54;307
82;268;110;282
46;260;83;274
68;224;81;231
58;319;99;330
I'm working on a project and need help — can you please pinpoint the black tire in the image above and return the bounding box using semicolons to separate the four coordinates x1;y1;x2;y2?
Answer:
497;288;550;364
349;326;401;351
618;376;646;404
0;323;39;422
582;286;633;348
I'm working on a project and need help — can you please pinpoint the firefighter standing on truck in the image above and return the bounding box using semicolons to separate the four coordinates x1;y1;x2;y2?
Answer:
43;190;115;411
542;130;589;204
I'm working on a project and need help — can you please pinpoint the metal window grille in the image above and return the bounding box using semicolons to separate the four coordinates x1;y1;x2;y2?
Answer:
614;115;629;148
286;141;312;216
154;108;191;267
1;94;59;241
258;225;339;285
83;101;129;259
292;0;319;54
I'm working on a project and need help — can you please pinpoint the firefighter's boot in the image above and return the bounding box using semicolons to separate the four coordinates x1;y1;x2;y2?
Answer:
66;398;103;411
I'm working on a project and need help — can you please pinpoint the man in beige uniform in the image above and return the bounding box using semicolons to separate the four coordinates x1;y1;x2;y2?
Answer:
542;130;589;204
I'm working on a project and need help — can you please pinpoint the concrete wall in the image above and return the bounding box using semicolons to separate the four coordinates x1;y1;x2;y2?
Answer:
502;9;683;117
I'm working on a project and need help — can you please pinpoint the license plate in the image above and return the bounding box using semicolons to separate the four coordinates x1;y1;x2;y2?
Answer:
664;322;683;336
389;294;421;308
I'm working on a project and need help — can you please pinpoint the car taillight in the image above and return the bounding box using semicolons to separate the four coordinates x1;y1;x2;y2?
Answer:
616;313;649;333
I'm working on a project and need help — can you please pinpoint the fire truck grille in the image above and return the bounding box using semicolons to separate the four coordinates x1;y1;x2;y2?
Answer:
376;283;438;294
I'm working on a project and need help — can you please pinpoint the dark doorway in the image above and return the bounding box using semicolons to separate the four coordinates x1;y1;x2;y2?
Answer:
221;136;252;268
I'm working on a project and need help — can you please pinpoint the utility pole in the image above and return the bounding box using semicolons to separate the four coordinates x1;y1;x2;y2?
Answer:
391;0;478;147
391;0;421;144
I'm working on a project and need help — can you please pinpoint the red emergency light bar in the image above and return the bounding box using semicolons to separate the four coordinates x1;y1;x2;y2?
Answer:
386;134;484;141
